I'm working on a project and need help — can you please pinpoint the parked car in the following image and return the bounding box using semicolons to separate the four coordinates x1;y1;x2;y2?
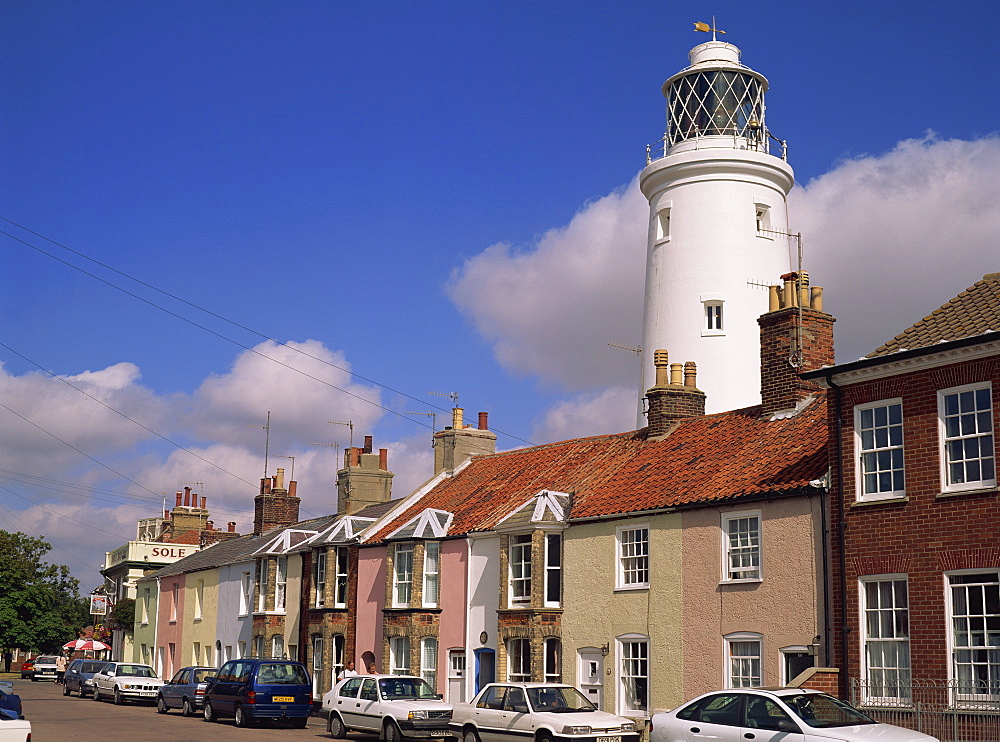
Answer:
453;683;638;742
323;674;453;742
63;659;107;698
30;655;58;682
157;666;216;716
0;711;30;742
17;661;33;681
649;688;940;742
0;683;22;720
92;662;165;705
202;658;311;728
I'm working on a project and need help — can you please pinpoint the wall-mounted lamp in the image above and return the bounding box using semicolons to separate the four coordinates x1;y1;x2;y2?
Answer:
601;643;610;657
808;635;822;656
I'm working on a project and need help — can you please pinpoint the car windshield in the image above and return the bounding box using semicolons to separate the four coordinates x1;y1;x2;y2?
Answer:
527;687;597;713
80;662;106;673
116;665;156;678
256;663;309;685
192;669;215;683
378;678;438;700
781;693;875;728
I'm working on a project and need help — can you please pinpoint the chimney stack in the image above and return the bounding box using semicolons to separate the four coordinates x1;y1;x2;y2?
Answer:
759;271;835;417
433;411;496;475
644;350;706;438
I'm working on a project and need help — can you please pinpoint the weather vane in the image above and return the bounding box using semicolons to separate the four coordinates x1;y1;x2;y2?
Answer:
694;18;726;41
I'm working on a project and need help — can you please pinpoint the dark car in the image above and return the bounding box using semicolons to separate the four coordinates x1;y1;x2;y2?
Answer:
63;659;107;698
157;666;216;716
18;660;34;680
202;658;312;728
0;682;23;720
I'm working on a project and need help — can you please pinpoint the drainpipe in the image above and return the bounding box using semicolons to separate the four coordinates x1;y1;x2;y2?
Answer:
827;374;848;696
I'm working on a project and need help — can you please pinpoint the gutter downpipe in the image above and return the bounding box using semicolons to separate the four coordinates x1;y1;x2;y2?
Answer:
826;373;849;697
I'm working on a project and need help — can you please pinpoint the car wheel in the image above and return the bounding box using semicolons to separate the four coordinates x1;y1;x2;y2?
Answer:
385;719;403;742
181;698;195;717
63;684;71;696
114;687;124;705
204;700;217;723
92;687;101;701
464;728;481;742
328;712;347;738
157;695;169;714
235;704;251;728
292;716;308;729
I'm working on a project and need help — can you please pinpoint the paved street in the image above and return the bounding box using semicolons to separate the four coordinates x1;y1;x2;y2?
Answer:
4;674;375;742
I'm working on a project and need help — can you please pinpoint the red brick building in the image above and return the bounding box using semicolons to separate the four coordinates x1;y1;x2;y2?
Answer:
805;273;1000;731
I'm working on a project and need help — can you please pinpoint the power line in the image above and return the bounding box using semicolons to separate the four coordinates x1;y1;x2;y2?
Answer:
0;217;534;447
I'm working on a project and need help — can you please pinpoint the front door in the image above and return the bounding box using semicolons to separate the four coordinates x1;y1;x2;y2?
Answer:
578;650;603;708
448;650;466;703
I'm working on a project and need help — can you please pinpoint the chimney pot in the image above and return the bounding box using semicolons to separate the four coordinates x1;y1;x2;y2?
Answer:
684;361;697;388
363;435;373;454
206;520;213;530
175;491;182;507
478;412;488;430
811;286;824;312
670;363;683;385
201;496;207;510
228;521;236;532
654;349;670;387
379;448;388;470
288;480;297;498
452;407;463;430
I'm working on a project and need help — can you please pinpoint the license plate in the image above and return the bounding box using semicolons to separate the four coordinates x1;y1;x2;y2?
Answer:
140;691;156;697
596;736;621;742
430;733;452;738
272;696;295;702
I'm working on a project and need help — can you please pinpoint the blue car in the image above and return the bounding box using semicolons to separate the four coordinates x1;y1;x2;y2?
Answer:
203;658;312;728
63;659;107;698
0;682;23;720
157;666;216;715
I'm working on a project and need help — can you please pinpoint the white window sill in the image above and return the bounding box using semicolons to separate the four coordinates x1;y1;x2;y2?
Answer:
702;329;726;337
854;494;908;505
720;577;763;585
615;584;650;592
939;483;997;497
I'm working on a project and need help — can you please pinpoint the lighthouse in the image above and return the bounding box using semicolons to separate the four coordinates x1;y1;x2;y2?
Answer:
638;37;794;419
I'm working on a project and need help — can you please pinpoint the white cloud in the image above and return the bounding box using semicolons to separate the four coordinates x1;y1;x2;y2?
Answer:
791;133;1000;361
446;179;648;391
530;386;637;444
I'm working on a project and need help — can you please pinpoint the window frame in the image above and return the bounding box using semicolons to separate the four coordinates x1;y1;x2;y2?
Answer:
239;570;253;616
725;632;762;689
854;398;906;501
946;570;1000;704
314;550;327;608
859;575;911;705
393;543;414;607
423;541;440;609
544;533;562;608
256;559;270;612
421;636;438;688
617;635;649;717
616;525;650;590
654;205;671;244
507;637;531;682
939;382;996;493
721;510;762;583
544;638;561;684
509;534;532;607
334;546;349;608
275;555;287;613
390;636;411;676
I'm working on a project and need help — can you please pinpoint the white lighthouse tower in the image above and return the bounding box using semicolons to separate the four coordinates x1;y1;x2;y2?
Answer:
638;36;794;419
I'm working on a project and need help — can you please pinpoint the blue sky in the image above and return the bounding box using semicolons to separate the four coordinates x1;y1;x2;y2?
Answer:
2;0;999;586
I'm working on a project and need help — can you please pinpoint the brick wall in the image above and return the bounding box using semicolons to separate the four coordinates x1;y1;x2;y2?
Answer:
759;307;834;416
828;353;999;696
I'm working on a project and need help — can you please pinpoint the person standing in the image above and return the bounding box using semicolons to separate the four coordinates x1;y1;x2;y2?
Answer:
2;650;11;674
55;654;67;684
337;659;358;681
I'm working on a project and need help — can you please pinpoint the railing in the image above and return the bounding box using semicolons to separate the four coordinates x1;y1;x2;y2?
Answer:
850;678;1000;741
644;131;788;165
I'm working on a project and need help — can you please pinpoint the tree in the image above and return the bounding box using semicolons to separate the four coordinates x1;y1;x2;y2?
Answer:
0;530;91;652
109;598;135;636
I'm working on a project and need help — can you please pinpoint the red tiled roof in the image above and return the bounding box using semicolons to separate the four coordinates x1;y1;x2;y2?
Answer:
367;395;828;542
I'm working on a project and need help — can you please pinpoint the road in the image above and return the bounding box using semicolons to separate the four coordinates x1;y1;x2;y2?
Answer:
7;675;374;742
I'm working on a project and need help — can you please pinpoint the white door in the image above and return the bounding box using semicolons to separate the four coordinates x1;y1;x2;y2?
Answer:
578;650;603;709
448;650;466;703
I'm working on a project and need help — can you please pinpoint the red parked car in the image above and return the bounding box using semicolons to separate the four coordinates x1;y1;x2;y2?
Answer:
19;659;34;680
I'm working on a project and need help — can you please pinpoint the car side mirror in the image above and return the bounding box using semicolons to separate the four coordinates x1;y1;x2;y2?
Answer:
776;719;799;733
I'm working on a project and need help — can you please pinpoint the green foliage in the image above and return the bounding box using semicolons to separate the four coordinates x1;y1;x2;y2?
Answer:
109;598;135;636
0;530;91;652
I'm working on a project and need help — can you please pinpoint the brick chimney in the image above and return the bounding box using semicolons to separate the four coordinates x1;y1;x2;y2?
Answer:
758;271;835;417
433;408;498;475
254;467;301;535
644;350;706;438
338;438;395;515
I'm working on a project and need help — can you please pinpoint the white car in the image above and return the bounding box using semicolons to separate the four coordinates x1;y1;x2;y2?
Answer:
0;714;31;742
453;683;640;742
650;688;939;742
323;674;453;742
92;661;165;705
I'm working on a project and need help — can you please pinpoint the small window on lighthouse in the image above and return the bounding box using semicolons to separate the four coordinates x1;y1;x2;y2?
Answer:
655;208;671;242
755;204;771;235
705;302;723;331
